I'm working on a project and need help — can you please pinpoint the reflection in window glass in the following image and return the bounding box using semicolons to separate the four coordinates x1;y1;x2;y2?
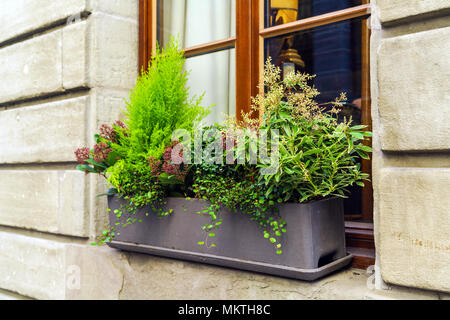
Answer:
266;19;363;118
265;18;365;219
265;0;362;28
184;49;236;125
159;0;236;48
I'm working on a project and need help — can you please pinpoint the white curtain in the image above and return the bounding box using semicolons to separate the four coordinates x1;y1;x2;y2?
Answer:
162;0;236;125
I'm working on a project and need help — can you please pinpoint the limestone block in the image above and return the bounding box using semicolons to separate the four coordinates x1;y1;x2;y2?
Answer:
91;88;129;128
377;27;450;151
87;0;139;19
64;245;127;300
0;96;88;163
378;168;450;293
377;0;450;24
61;244;447;299
0;22;88;104
117;254;370;300
365;284;440;300
0;232;66;300
84;88;129;238
0;0;88;44
63;245;375;300
0;289;31;300
0;239;124;300
0;170;88;237
1;236;443;300
63;21;88;89
0;30;62;104
88;13;138;90
89;174;111;241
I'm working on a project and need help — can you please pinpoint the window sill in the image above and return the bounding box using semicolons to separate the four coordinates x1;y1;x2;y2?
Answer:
345;221;375;270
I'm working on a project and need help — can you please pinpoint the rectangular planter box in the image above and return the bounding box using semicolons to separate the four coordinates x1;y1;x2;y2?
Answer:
107;195;352;281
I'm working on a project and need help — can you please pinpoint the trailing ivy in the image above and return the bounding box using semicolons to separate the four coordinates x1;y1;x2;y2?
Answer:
191;163;287;254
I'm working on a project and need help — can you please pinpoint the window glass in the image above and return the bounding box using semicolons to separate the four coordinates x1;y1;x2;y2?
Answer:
265;0;362;28
185;49;236;125
159;0;236;48
265;18;363;115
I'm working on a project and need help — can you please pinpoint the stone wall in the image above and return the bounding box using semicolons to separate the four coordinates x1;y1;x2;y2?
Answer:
0;0;449;300
0;0;138;299
371;0;450;293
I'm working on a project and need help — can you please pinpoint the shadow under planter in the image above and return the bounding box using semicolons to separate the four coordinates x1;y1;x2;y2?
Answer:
107;196;352;281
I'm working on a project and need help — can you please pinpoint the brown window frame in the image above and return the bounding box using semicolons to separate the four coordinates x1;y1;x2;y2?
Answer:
138;0;374;269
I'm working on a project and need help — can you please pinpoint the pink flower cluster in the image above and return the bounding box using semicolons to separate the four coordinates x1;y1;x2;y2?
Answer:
99;124;116;142
99;120;127;143
75;147;90;164
74;120;127;173
93;142;112;163
148;156;162;176
115;120;126;130
148;141;189;182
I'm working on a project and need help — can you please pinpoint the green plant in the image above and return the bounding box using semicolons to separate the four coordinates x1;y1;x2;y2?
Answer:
112;38;209;165
188;124;286;253
75;52;372;254
75;38;210;245
235;58;372;203
191;59;372;254
74;121;127;177
103;39;210;245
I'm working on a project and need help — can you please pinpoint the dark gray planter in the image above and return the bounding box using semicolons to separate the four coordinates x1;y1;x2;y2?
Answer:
107;195;352;281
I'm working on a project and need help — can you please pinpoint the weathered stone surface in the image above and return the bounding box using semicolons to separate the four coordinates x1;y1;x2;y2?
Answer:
66;246;376;300
87;173;112;240
60;244;450;299
381;15;450;39
377;0;450;24
65;245;126;300
0;0;141;301
0;0;88;44
87;0;139;19
0;288;31;300
117;254;368;300
114;254;439;300
0;232;66;300
90;88;129;131
0;96;88;163
1;235;443;300
365;283;440;300
63;21;88;89
377;27;450;151
378;168;450;293
87;88;129;238
0;22;88;104
0;170;88;237
0;30;62;104
440;293;450;300
0;240;123;300
88;13;138;90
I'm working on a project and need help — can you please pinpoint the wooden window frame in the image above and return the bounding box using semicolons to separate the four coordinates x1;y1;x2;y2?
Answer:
138;0;374;269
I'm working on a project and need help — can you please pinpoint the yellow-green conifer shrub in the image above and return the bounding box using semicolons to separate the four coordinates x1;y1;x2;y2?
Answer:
107;38;210;194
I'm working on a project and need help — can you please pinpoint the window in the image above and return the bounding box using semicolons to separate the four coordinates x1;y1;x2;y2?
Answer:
139;0;373;268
